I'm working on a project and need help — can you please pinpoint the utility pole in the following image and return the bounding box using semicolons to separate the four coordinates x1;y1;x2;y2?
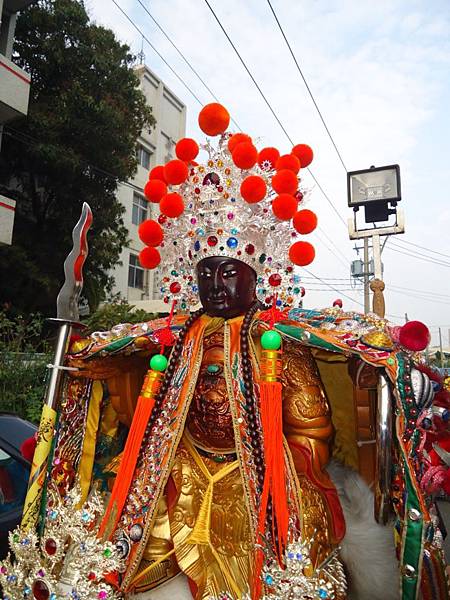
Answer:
439;327;444;369
363;238;370;313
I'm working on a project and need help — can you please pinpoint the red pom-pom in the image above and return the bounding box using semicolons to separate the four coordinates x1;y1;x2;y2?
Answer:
139;247;161;270
258;147;280;170
228;133;252;153
198;103;230;136
138;219;164;246
163;159;189;185
20;436;36;462
160;192;184;218
232;142;258;169
289;241;315;266
398;321;431;351
271;169;298;195
175;138;199;162
144;179;167;203
272;193;298;220
276;154;301;173
149;165;166;182
292;209;318;234
240;175;267;203
292;144;313;167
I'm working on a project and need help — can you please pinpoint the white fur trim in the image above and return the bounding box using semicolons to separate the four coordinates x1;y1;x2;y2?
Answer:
327;460;400;599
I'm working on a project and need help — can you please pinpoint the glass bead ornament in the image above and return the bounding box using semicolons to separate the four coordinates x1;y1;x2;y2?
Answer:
149;354;168;372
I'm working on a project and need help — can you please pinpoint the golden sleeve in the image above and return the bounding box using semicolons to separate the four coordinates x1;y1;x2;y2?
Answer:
281;342;334;485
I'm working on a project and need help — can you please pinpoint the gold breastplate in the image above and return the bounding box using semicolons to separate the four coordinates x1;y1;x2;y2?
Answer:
186;330;235;451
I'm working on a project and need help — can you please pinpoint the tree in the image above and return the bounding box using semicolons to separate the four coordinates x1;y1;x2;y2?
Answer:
0;0;154;315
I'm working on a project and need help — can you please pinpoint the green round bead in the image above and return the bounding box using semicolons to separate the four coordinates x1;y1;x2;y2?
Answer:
150;354;168;372
261;330;282;350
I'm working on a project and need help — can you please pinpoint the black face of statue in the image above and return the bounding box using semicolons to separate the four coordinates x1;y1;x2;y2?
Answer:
197;257;257;319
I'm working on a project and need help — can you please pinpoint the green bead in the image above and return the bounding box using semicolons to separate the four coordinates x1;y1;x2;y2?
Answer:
103;548;112;558
261;330;282;350
207;364;220;374
150;354;168;372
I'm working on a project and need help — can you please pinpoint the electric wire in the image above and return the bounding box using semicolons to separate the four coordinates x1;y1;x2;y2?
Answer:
134;0;242;131
4;126;146;195
391;238;450;261
266;0;348;172
202;0;347;227
386;243;450;268
111;0;204;106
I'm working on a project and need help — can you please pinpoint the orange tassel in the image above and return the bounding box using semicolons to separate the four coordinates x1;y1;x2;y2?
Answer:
99;368;162;537
253;346;288;598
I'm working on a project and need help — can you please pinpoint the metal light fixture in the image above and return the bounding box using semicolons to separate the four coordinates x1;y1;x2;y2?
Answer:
347;164;401;223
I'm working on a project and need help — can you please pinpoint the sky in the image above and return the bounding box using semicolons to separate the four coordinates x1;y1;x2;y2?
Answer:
85;0;450;345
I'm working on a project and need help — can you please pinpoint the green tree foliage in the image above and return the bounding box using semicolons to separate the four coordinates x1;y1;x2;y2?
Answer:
0;0;154;315
83;298;159;334
0;311;51;423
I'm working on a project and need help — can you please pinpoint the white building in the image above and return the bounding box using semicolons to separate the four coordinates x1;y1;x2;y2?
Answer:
0;0;33;245
110;64;186;313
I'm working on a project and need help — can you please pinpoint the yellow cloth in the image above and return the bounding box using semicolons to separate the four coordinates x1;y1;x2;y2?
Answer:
78;380;103;503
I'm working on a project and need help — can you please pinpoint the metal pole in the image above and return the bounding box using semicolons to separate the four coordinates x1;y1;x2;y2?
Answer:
372;233;382;280
439;327;444;369
363;237;370;314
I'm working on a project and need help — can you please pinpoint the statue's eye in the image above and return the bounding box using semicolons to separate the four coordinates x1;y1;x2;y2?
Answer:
200;271;212;278
223;269;237;278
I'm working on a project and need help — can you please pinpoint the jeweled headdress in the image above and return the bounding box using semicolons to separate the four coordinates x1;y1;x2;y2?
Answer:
138;103;317;309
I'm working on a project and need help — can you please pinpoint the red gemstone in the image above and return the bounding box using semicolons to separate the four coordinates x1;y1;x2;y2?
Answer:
32;580;50;600
44;538;57;555
268;274;282;287
88;572;96;581
158;215;167;225
169;282;181;294
245;244;255;255
207;236;218;247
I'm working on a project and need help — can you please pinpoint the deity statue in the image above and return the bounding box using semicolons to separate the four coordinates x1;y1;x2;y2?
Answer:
3;103;449;600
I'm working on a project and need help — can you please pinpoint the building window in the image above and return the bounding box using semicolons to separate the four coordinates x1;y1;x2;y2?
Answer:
132;193;148;225
137;144;152;169
128;253;144;289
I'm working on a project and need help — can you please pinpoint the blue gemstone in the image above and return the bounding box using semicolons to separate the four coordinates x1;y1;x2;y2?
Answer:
276;300;282;307
318;589;328;599
50;594;57;600
431;380;441;392
442;409;450;422
264;574;274;585
192;285;198;292
231;228;239;235
227;237;238;248
207;364;220;373
288;551;295;559
295;552;303;560
194;241;201;251
293;275;301;283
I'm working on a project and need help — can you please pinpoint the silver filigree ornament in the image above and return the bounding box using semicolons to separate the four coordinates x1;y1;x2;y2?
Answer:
260;538;347;600
0;484;124;600
154;132;313;310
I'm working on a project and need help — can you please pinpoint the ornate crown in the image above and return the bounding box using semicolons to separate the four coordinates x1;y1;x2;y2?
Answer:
137;103;318;310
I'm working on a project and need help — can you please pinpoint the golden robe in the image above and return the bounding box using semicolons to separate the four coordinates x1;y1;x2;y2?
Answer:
99;315;345;598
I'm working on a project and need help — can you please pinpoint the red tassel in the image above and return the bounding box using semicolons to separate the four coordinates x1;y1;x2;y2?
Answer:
99;369;162;537
253;346;288;598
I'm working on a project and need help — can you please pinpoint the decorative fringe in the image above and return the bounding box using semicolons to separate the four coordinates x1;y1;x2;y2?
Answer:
253;347;288;599
99;369;162;538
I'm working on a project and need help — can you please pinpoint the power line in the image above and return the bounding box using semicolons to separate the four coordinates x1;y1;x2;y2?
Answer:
134;0;242;131
392;237;450;261
386;241;450;268
265;0;348;172
303;268;365;307
4;126;145;195
111;0;205;106
202;0;347;228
